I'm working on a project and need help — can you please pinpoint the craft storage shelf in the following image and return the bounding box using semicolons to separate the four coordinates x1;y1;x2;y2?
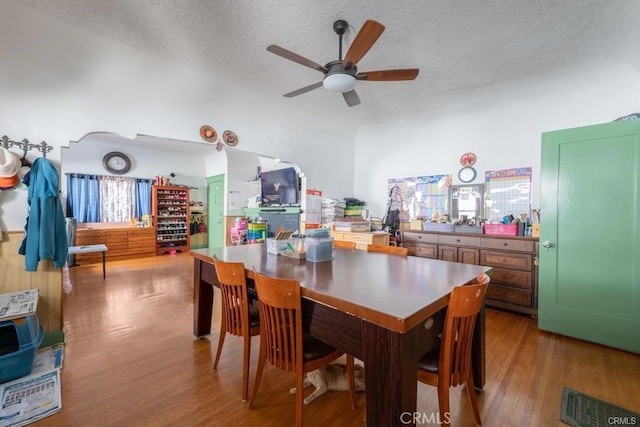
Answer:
152;185;190;255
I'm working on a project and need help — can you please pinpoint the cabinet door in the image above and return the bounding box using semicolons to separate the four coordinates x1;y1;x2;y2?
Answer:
458;247;479;265
540;120;640;353
438;245;457;262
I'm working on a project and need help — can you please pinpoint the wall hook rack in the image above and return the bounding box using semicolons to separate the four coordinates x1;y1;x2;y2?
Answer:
1;135;53;158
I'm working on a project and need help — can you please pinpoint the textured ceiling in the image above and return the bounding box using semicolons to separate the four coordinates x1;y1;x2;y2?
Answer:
22;0;640;125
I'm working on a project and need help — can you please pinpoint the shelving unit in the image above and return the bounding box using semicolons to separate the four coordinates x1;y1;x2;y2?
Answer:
152;185;190;255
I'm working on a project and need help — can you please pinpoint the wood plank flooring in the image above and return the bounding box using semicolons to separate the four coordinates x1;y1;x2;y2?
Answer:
33;253;640;426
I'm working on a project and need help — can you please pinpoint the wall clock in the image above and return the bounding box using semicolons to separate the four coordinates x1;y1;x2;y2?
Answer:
458;166;476;183
102;151;131;175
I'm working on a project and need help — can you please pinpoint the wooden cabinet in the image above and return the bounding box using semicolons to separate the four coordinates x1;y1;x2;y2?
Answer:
401;231;438;258
152;185;190;255
400;230;538;316
329;231;390;250
74;227;156;264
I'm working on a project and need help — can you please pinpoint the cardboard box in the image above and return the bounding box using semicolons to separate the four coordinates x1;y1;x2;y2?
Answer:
532;223;540;237
410;220;423;230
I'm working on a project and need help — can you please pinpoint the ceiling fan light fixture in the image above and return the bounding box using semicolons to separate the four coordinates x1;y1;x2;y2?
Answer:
323;73;357;93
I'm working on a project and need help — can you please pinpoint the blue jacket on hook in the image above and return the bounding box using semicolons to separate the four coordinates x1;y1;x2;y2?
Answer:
18;158;68;271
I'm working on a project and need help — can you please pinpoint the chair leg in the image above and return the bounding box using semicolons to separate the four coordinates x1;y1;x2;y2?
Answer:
295;369;304;427
212;316;227;370
241;334;251;402
248;348;266;409
346;355;356;409
437;383;451;426
465;377;482;425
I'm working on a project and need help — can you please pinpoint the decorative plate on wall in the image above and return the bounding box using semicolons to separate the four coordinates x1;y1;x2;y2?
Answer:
460;152;477;167
200;125;217;142
222;130;238;146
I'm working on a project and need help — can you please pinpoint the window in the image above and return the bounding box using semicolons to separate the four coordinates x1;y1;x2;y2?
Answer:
66;174;151;223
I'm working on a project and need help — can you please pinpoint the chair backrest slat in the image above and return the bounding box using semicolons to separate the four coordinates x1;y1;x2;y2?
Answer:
440;283;487;387
214;259;250;337
254;273;303;374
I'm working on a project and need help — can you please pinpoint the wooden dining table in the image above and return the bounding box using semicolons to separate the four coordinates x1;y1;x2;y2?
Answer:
190;244;492;427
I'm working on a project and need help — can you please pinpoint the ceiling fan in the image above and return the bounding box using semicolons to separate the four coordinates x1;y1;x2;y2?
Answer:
267;19;419;107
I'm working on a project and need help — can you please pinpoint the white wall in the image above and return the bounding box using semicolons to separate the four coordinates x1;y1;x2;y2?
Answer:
354;61;640;218
3;3;640;233
0;3;356;231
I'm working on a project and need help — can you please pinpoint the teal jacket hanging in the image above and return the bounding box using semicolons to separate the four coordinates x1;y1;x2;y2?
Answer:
18;158;68;271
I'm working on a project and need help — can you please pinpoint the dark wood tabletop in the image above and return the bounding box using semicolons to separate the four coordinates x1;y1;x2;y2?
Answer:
191;244;491;332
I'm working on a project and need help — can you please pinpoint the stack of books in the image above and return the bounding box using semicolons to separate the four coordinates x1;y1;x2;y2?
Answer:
321;198;339;226
343;198;365;219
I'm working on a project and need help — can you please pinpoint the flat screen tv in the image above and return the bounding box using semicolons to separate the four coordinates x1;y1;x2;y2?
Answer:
260;167;299;206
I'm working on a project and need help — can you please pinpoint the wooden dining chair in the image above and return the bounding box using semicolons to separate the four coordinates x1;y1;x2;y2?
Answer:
416;282;489;426
334;240;357;250
249;272;356;427
212;258;261;402
367;244;408;256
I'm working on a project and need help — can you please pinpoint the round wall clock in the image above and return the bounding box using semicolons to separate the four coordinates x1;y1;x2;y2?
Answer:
458;166;476;183
102;151;131;175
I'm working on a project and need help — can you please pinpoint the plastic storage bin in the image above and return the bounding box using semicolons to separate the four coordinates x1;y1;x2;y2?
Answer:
483;223;519;236
0;314;44;383
305;237;333;262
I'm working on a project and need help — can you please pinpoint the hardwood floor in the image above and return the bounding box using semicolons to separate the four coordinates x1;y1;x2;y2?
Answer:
33;253;640;426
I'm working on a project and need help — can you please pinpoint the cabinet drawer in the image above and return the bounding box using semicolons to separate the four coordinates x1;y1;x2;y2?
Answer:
106;232;129;251
344;233;373;243
75;231;106;245
480;238;534;252
404;243;437;259
487;283;531;307
490;267;532;289
330;232;345;240
438;234;481;247
402;232;438;244
480;250;532;271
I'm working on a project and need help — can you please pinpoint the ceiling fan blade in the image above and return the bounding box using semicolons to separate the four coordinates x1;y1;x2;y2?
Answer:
283;82;323;97
342;90;361;107
341;20;385;69
357;68;420;81
267;45;328;73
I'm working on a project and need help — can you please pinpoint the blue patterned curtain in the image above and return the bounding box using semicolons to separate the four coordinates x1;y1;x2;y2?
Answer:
134;179;152;219
66;174;100;222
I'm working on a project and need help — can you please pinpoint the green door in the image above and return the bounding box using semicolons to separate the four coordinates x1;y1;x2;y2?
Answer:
207;174;225;248
539;120;640;353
